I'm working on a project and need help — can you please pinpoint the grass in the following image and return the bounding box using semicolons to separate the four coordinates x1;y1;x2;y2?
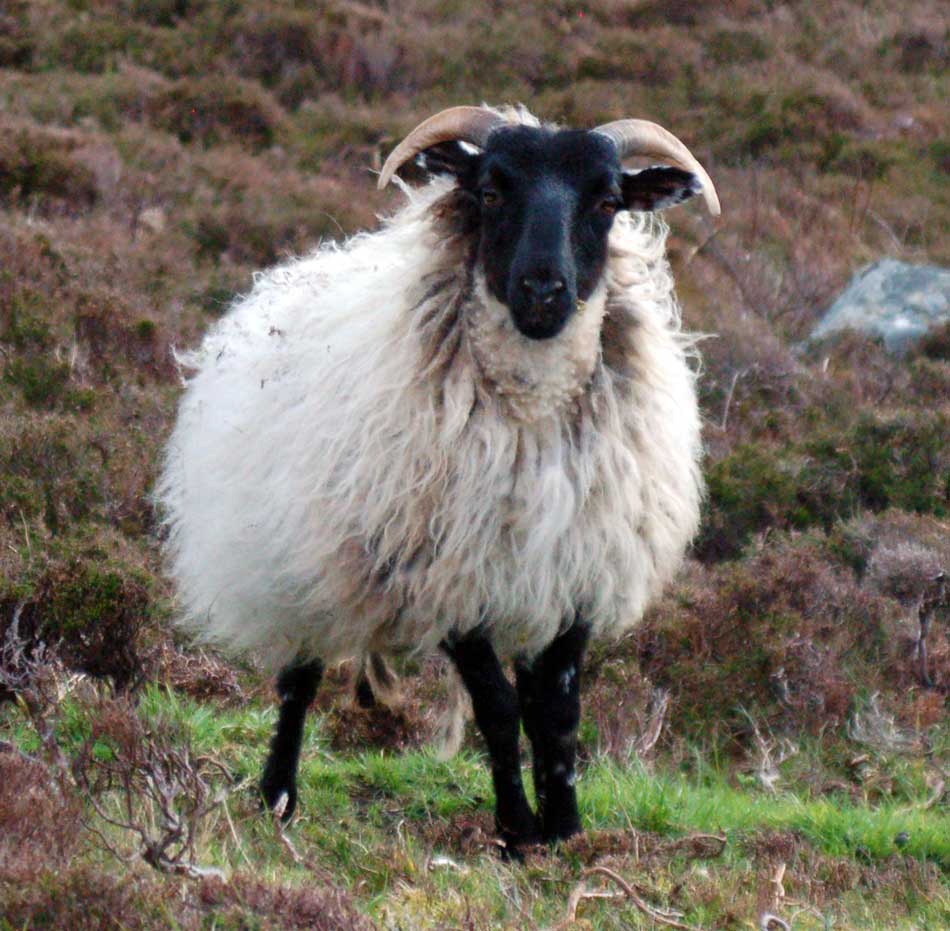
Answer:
3;682;948;929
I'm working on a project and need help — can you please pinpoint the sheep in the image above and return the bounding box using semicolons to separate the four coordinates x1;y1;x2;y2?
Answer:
157;105;720;853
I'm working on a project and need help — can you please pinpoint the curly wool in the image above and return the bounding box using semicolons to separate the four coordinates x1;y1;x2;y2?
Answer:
157;132;703;670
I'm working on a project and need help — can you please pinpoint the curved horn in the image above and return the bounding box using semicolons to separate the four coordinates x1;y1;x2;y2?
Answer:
594;119;721;216
378;106;508;190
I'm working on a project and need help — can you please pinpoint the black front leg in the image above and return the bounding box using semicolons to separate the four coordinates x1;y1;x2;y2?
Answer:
516;621;589;843
260;658;323;820
442;630;540;853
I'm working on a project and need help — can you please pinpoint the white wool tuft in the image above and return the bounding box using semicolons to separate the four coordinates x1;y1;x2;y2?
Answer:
156;113;703;670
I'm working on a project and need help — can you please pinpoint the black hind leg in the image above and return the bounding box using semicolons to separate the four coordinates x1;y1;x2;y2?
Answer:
260;659;323;820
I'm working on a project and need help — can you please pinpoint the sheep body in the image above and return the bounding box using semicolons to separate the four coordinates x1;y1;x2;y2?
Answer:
158;131;703;669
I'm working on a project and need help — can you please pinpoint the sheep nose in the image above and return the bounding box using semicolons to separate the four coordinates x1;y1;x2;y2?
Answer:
520;275;566;305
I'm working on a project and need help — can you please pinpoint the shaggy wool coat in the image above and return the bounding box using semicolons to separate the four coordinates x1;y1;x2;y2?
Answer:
157;133;703;669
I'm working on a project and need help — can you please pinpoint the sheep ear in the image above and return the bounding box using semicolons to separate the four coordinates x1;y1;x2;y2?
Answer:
621;166;702;212
414;141;480;181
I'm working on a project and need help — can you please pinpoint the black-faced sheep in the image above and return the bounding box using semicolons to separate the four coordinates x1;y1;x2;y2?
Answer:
157;105;719;852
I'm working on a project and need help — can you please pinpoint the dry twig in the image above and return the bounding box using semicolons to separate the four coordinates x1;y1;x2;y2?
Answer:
578;865;708;931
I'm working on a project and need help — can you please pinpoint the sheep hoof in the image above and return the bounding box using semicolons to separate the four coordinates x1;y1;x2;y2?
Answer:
497;814;543;861
260;778;297;822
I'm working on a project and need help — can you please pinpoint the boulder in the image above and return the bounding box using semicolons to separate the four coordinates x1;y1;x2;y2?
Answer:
810;258;950;353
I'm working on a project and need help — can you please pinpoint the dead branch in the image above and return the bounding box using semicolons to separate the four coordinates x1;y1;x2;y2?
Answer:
580;865;710;931
719;367;747;432
271;794;312;868
548;884;624;930
632;687;670;760
743;711;798;794
847;693;919;754
71;700;236;878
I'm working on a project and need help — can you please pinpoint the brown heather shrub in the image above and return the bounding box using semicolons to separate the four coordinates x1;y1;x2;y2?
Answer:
314;657;442;754
0;0;33;69
74;289;177;383
634;535;906;744
577;651;662;763
1;862;378;930
224;3;404;100
0;749;83;882
866;540;944;604
196;872;377;931
0;124;98;213
149;76;283;150
0;865;173;930
155;640;244;704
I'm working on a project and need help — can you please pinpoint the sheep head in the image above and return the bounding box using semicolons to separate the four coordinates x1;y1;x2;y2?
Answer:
380;106;719;341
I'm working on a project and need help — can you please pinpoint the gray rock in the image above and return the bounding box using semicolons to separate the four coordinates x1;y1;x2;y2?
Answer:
810;258;950;353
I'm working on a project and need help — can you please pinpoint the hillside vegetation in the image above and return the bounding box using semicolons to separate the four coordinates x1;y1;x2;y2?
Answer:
1;1;948;928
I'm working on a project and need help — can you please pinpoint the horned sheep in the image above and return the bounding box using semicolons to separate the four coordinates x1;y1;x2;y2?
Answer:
157;105;720;852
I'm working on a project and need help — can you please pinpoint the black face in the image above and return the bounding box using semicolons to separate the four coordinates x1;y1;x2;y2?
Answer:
422;126;701;341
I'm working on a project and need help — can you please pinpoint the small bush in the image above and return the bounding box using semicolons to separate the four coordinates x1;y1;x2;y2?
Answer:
706;29;770;66
46;20;138;74
0;554;153;694
129;0;203;28
0;1;34;69
916;321;950;362
0;751;83;883
638;536;902;744
697;413;949;562
0;128;98;211
577;33;675;85
879;31;948;74
697;444;804;561
149;77;282;150
3;356;70;408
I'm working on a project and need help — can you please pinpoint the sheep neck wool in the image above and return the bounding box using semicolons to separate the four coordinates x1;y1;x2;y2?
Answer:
466;274;607;423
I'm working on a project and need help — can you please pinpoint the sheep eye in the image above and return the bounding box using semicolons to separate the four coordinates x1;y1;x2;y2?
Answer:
598;197;621;216
481;188;501;207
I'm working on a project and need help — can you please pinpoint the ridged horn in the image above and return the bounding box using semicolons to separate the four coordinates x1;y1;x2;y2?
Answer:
378;106;507;190
594;119;721;216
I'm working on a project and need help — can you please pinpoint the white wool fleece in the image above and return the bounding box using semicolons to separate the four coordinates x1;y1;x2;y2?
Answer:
156;132;704;670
